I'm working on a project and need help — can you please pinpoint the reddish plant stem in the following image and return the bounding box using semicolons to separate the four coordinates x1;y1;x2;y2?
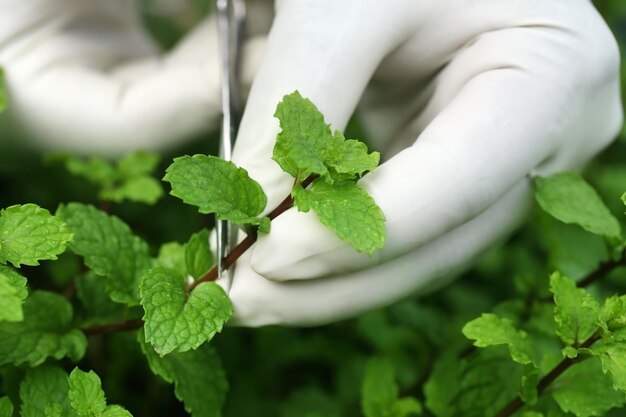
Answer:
493;334;600;417
82;175;318;335
188;174;317;291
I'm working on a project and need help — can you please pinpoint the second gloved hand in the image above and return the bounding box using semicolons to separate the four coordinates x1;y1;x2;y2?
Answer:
222;0;623;326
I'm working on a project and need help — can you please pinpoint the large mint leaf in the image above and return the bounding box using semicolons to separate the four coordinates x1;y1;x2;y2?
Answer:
20;366;76;417
138;331;228;417
0;265;27;322
0;291;86;366
534;172;621;239
0;204;72;267
462;313;534;365
164;155;268;230
550;359;625;417
550;273;599;345
68;368;132;417
185;230;213;280
140;267;232;355
273;91;333;177
293;180;385;255
56;203;153;305
361;357;422;417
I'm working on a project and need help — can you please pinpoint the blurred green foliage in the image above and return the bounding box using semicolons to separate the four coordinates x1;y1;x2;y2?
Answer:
0;2;625;417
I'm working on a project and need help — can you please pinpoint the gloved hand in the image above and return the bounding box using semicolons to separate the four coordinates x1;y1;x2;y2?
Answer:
0;0;269;155
223;0;623;326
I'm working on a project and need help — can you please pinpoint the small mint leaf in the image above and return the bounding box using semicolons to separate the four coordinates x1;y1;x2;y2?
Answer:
0;204;72;267
0;291;86;366
185;230;213;280
101;176;163;205
550;272;599;345
534;172;621;239
61;155;116;186
325;132;379;181
140;267;232;355
57;203;153;305
68;368;133;417
68;369;106;416
138;330;228;417
164;155;267;229
0;265;27;322
462;313;534;365
117;150;160;178
273;91;333;178
293;179;385;255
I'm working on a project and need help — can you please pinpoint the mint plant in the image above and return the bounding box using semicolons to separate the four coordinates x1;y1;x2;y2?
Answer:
3;80;626;417
0;90;385;416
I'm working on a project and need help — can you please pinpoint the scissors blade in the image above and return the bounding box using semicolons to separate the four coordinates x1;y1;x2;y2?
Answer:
215;0;245;290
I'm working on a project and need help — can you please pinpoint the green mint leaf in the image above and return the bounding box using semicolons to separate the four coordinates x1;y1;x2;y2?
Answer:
361;357;422;417
157;242;188;277
138;330;228;417
164;155;268;229
325;133;380;181
0;291;86;366
599;295;626;333
68;368;133;417
117;150;160;178
551;359;625;417
273;91;333;178
57;203;153;305
20;366;76;417
100;176;163;205
185;230;213;280
0;265;27;322
0;69;7;113
140;267;232;355
0;204;72;267
293;179;385;255
462;313;534;365
59;155;117;186
534;172;621;239
550;272;599;345
68;369;106;416
0;397;13;417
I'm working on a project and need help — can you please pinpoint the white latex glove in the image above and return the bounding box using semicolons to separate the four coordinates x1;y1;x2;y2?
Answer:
223;0;624;326
0;0;269;155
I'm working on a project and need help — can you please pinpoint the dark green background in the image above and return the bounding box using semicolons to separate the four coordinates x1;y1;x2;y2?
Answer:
1;2;626;416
